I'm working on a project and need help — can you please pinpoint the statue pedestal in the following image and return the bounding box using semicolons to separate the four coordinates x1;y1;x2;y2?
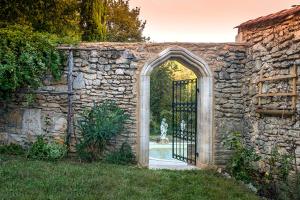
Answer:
156;137;169;144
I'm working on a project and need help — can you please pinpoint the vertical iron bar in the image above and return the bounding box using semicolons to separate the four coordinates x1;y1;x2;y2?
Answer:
185;82;188;162
182;82;184;161
174;81;177;158
187;81;193;162
172;81;175;159
194;79;198;164
66;50;73;147
176;82;178;159
179;81;182;160
191;80;193;164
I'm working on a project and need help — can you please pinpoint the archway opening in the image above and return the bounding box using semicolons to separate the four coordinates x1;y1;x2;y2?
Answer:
149;60;197;169
138;47;214;168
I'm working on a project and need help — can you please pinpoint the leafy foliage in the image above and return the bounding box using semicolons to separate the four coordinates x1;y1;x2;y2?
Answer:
223;132;298;200
257;146;294;199
105;142;136;165
27;136;49;160
80;0;108;41
0;0;80;38
106;0;147;42
222;132;261;183
0;144;25;155
0;0;146;42
27;136;67;161
76;100;129;162
46;142;68;161
80;0;147;42
0;25;64;100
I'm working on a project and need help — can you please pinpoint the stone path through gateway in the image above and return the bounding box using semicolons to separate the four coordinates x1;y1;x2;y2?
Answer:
149;157;197;170
149;142;197;170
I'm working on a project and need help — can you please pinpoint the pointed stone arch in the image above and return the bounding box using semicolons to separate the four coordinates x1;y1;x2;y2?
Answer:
138;47;214;167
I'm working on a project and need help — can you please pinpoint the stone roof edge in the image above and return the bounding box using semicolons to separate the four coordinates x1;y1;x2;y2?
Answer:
236;5;300;30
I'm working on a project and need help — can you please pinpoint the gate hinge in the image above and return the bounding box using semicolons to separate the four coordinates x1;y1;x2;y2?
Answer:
196;88;199;93
196;152;199;157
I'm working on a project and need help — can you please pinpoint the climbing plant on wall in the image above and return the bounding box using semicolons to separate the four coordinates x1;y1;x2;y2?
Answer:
0;25;65;100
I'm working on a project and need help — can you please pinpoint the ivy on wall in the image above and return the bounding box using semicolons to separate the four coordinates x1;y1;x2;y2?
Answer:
0;25;68;100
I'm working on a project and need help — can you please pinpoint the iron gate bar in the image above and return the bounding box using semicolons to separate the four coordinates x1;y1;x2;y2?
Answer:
172;79;197;165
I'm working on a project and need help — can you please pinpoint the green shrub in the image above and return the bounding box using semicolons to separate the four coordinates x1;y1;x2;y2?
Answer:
0;25;67;100
27;136;49;160
293;174;300;200
46;142;67;161
105;142;136;165
223;132;297;200
258;146;294;199
76;100;129;162
27;136;67;161
0;143;25;155
222;132;260;183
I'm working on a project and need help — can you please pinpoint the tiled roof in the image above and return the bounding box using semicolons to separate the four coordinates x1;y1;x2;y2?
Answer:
236;5;300;29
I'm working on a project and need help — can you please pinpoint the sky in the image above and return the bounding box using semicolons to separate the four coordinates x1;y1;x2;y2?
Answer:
130;0;299;42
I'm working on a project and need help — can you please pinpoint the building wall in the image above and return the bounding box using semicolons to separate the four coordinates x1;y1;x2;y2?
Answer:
237;14;300;168
0;42;247;165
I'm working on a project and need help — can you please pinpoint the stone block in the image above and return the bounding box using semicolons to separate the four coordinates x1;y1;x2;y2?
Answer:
84;74;97;80
6;109;23;129
22;109;42;136
116;69;124;75
73;73;85;89
52;117;67;133
90;50;98;57
0;132;8;144
98;57;109;64
93;79;101;86
293;30;300;41
89;57;98;63
118;87;126;92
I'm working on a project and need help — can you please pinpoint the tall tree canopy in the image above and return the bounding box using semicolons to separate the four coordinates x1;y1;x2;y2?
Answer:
80;0;147;42
0;0;147;42
0;0;80;38
106;0;146;42
80;0;108;41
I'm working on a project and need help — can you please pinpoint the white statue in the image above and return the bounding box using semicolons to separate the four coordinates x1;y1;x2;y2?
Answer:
160;118;168;140
180;120;186;136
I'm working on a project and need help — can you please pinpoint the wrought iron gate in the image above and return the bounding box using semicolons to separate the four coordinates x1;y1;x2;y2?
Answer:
172;79;198;165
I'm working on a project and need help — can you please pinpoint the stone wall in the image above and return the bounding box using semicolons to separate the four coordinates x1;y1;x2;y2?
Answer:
1;12;300;168
237;13;300;168
0;42;247;165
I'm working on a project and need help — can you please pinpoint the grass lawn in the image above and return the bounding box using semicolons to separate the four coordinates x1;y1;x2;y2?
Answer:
0;155;258;200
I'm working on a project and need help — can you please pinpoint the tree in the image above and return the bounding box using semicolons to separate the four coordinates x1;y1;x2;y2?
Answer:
80;0;108;41
0;0;80;38
106;0;147;42
80;0;147;42
0;0;147;42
